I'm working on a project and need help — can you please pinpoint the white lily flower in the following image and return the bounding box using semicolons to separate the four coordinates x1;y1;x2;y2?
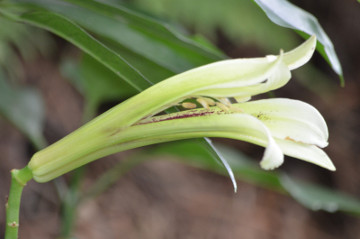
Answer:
27;35;333;183
117;97;334;171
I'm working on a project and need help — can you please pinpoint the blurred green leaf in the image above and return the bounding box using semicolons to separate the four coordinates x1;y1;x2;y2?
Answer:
17;9;153;92
0;72;46;149
253;0;344;85
150;140;360;216
281;176;360;215
61;54;137;120
152;140;284;191
0;16;54;80
97;36;175;84
132;0;298;51
9;0;223;74
0;13;52;151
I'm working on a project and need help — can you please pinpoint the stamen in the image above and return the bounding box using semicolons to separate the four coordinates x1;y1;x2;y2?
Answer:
196;97;215;109
216;102;230;112
218;97;232;106
181;102;197;109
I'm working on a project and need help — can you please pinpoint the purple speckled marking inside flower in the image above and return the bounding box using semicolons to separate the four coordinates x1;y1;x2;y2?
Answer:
136;109;224;125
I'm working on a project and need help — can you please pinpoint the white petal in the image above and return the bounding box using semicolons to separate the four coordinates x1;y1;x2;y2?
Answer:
276;139;335;171
232;57;291;98
228;114;285;170
283;35;317;70
177;36;316;96
129;52;286;119
259;126;285;170
134;112;284;170
218;114;284;170
194;53;291;98
238;98;329;148
186;55;283;92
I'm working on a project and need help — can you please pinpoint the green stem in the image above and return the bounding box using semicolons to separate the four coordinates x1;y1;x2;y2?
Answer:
5;166;33;239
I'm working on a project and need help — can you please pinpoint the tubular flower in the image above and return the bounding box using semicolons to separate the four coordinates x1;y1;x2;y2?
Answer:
27;35;334;183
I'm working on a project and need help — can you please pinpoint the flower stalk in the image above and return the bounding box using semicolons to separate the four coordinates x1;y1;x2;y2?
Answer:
5;167;33;239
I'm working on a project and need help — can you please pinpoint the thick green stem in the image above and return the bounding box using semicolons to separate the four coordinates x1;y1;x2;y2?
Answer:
5;166;33;239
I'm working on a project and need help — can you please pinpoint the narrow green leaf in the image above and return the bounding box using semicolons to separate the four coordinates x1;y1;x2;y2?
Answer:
204;138;237;192
132;0;299;51
151;141;360;216
10;0;224;73
97;36;175;83
18;9;152;92
253;0;344;85
151;140;284;191
63;0;225;61
61;54;137;119
0;72;46;149
281;175;360;216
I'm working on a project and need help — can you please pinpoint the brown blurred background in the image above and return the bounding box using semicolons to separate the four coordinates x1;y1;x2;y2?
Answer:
1;0;360;238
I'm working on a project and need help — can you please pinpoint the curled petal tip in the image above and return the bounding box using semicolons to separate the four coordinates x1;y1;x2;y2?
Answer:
283;35;317;70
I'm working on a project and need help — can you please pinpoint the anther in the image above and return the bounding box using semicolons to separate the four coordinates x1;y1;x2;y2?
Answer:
218;97;232;106
216;102;230;112
181;102;197;109
196;97;215;109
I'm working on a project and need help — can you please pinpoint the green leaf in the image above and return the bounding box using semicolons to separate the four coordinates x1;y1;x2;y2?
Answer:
61;54;137;120
63;0;225;65
9;0;224;74
281;176;360;215
97;36;175;84
0;72;46;149
151;140;360;216
253;0;344;85
19;10;154;91
151;140;284;191
132;0;299;51
0;16;54;80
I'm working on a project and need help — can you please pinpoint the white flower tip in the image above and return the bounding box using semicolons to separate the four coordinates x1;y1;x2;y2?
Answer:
260;157;284;170
318;141;329;148
317;158;336;171
321;155;336;171
327;163;336;171
260;140;284;170
283;35;317;70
